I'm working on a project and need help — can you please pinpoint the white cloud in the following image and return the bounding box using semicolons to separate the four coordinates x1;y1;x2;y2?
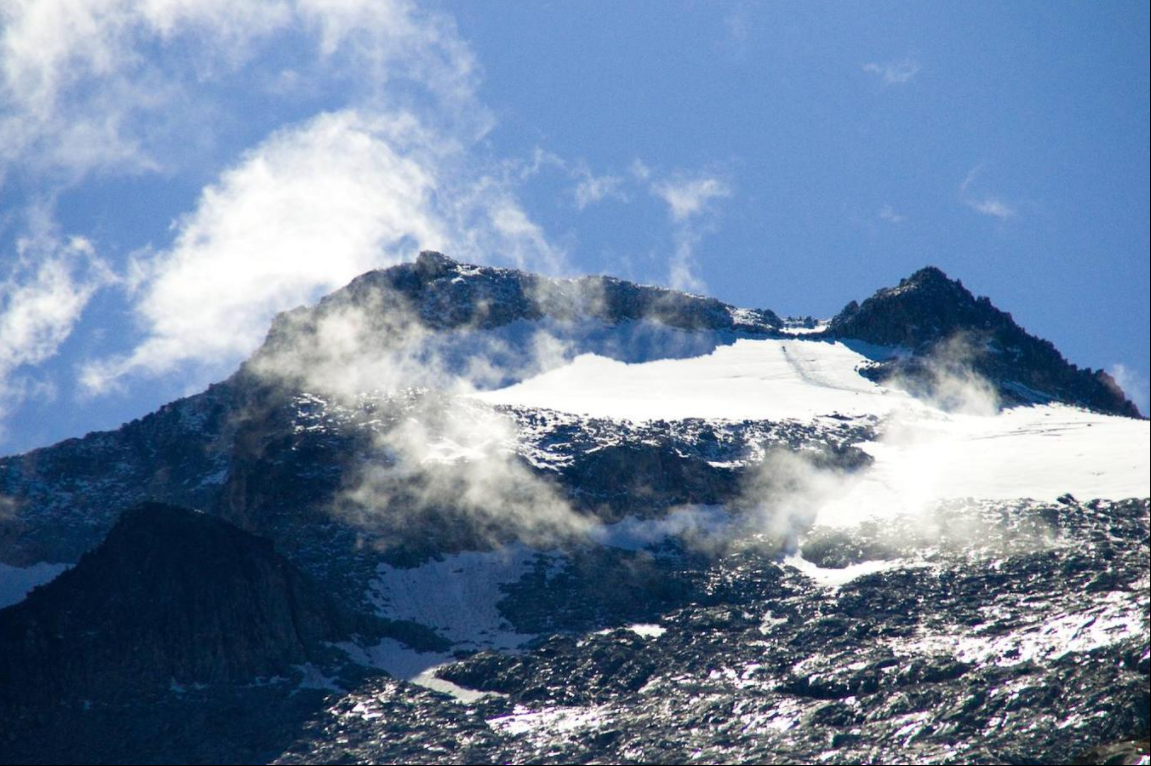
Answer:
481;195;568;273
960;164;983;193
862;57;920;86
965;197;1016;220
1;0;281;180
0;0;567;396
0;217;113;433
81;108;567;392
959;164;1018;221
651;173;732;292
652;175;731;222
80;110;543;390
1109;363;1148;417
667;233;708;294
80;110;444;390
629;158;652;182
573;166;626;210
878;204;907;224
0;0;483;184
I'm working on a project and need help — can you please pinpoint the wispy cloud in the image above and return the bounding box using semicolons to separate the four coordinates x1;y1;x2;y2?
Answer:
573;166;627;210
0;0;566;397
0;210;113;434
80;110;445;391
877;204;907;224
652;175;731;223
862;57;921;86
960;164;982;193
965;197;1017;220
959;163;1018;221
1109;363;1149;416
551;155;735;291
81;108;568;394
0;0;484;185
651;173;732;292
721;3;752;59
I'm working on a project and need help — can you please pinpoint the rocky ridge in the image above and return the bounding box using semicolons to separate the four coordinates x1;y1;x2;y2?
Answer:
828;266;1140;417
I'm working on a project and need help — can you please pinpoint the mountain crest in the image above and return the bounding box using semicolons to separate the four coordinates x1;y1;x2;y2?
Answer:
259;252;783;359
830;265;1141;417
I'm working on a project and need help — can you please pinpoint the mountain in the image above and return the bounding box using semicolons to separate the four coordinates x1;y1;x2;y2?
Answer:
0;502;353;707
0;254;1147;764
828;266;1140;417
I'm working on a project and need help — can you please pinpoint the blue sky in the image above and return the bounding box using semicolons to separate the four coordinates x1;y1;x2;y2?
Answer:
0;0;1148;454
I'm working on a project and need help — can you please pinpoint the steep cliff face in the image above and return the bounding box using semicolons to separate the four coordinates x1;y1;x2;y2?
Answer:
0;503;352;708
829;267;1141;417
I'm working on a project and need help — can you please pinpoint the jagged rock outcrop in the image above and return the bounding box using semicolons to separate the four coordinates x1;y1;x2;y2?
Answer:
0;503;353;708
829;266;1141;417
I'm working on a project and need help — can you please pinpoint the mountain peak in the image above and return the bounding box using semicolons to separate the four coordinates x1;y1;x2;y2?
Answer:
829;266;1141;417
900;265;960;291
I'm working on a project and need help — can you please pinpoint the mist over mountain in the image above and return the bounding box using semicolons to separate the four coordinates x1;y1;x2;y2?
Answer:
0;255;1147;764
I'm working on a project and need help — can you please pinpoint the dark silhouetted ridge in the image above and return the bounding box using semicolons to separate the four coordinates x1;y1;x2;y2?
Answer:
0;502;352;707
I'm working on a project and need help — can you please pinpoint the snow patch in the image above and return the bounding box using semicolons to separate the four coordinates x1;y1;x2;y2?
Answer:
627;623;667;638
368;548;541;650
335;639;492;704
475;338;909;422
784;554;906;589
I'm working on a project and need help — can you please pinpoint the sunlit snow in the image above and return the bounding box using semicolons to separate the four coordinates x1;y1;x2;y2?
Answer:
475;338;1150;512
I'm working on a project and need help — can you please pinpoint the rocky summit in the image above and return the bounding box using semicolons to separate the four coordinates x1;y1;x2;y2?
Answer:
0;255;1147;764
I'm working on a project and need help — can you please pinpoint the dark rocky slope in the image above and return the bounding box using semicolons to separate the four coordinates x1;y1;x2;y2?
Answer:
262;249;782;345
829;266;1140;417
0;502;353;708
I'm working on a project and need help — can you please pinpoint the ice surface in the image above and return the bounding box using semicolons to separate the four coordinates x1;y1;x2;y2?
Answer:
819;404;1151;524
336;639;492;703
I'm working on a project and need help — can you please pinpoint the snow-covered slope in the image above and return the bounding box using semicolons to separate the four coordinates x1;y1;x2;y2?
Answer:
476;337;909;421
477;336;1150;509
